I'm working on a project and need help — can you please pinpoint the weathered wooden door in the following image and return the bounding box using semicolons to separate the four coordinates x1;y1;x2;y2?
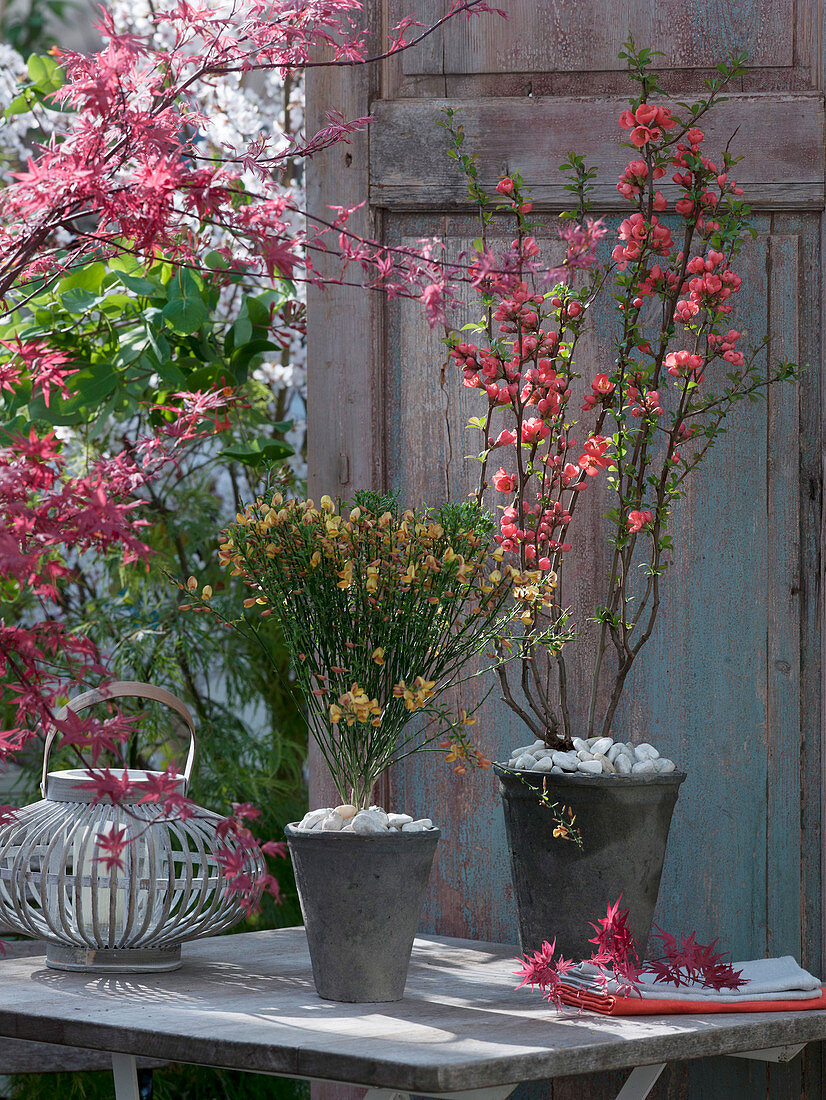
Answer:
308;3;825;1097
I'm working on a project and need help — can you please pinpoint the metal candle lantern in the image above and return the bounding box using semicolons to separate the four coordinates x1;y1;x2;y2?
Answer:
0;681;264;973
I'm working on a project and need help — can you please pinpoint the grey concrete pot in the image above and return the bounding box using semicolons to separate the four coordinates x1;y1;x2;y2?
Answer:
285;823;440;1002
494;764;685;961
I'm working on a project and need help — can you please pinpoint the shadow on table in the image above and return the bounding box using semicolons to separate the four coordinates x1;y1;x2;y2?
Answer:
23;929;729;1055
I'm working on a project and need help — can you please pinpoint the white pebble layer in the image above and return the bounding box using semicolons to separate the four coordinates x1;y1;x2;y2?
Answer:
503;737;677;778
293;804;437;833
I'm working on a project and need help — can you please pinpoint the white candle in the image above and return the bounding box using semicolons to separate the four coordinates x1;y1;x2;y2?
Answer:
73;819;125;945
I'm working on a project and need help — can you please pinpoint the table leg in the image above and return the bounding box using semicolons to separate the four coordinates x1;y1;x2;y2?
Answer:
112;1053;140;1100
614;1063;666;1100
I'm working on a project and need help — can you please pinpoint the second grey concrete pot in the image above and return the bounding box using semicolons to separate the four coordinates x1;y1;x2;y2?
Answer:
494;764;685;962
285;824;440;1002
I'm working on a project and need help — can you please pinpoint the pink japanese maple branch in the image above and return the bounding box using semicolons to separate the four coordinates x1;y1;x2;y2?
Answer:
517;898;744;1010
210;0;496;72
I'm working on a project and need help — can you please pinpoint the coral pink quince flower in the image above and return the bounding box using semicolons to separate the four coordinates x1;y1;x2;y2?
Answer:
492;429;517;447
666;350;704;377
626;509;654;534
592;372;615;395
675;422;694;442
582;372;615;412
634;103;659;128
491;468;517;493
630;125;660;148
675;299;700;323
521;418;550;444
578;435;611;475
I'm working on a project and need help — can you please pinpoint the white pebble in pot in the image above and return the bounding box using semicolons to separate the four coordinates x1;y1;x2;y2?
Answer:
297;808;331;831
532;757;554;772
351;813;387;834
387;813;413;828
577;760;603;775
635;743;660;760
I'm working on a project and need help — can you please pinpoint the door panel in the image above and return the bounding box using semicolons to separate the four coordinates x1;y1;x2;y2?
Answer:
370;96;825;211
399;0;794;76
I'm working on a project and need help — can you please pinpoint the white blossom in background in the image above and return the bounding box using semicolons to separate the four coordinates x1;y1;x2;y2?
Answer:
109;0;307;474
0;45;31;174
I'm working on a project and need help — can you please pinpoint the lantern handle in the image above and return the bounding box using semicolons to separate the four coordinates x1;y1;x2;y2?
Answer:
41;681;197;798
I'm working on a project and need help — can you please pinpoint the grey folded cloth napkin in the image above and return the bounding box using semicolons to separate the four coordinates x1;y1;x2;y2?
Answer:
563;955;823;1003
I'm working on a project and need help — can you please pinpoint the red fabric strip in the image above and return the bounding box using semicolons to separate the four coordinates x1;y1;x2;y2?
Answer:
558;984;826;1016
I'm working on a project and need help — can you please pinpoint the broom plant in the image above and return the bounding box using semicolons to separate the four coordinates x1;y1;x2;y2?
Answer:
188;489;569;809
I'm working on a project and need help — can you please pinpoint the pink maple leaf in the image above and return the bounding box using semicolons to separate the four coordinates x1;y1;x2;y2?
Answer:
231;801;261;821
76;767;132;806
648;925;745;991
261;840;287;858
514;938;576;1008
93;825;130;872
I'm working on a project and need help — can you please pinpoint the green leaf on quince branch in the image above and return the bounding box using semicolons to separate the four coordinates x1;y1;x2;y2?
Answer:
185;364;237;390
0;414;31;442
162;295;208;335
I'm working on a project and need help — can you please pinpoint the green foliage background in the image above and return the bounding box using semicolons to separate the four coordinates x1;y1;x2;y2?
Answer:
0;268;309;1095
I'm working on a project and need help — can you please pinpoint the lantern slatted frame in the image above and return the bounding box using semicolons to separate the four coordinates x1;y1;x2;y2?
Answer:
0;682;264;972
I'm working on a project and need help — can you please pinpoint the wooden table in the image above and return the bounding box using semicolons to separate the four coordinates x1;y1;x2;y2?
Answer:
0;929;824;1100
